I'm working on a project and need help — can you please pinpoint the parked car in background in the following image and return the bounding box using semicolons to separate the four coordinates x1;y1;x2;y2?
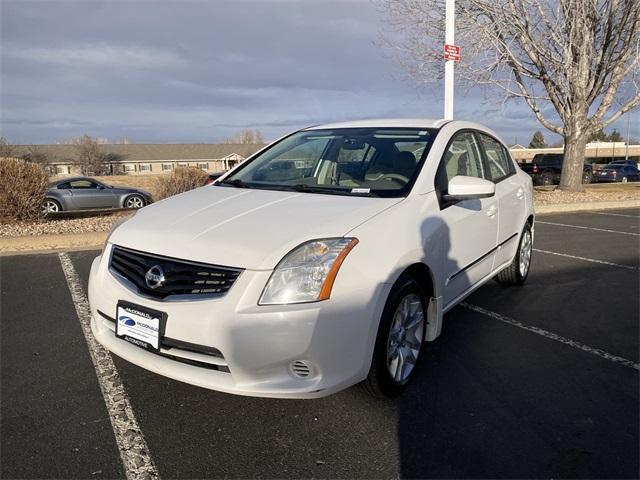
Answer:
607;159;639;168
88;119;534;399
593;164;640;183
520;153;593;185
204;172;225;185
43;177;152;213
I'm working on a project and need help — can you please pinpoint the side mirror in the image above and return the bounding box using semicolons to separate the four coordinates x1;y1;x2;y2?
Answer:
97;185;105;190
443;175;495;203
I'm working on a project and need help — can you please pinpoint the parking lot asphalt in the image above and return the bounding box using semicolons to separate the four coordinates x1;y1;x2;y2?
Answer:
1;208;638;479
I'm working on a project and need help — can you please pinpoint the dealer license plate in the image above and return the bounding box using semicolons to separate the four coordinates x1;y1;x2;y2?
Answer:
115;301;166;352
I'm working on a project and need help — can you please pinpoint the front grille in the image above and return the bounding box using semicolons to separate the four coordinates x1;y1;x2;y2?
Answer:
110;245;243;300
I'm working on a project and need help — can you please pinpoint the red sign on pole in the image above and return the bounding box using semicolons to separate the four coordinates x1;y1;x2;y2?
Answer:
443;44;461;61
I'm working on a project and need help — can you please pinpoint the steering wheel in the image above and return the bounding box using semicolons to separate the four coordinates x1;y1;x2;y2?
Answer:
376;173;410;184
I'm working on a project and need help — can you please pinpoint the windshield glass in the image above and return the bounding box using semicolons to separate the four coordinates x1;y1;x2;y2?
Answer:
220;128;436;197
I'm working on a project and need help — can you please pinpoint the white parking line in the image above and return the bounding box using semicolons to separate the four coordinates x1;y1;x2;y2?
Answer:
461;302;640;371
533;248;638;270
536;220;639;236
590;211;640;219
59;253;159;480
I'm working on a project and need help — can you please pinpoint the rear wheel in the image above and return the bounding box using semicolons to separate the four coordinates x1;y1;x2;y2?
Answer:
582;171;592;184
362;274;427;398
495;223;532;286
124;195;146;209
540;172;554;186
42;198;61;214
621;176;628;183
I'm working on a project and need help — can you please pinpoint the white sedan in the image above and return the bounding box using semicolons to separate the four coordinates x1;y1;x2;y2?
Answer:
88;119;534;398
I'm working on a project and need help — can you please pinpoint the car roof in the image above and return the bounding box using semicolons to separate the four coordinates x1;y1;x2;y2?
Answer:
305;118;450;130
52;176;97;185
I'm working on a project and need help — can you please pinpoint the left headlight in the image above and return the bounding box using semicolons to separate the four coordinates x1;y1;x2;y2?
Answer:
259;237;359;305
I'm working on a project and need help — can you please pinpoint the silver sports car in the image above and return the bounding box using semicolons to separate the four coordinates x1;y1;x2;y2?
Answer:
43;177;153;213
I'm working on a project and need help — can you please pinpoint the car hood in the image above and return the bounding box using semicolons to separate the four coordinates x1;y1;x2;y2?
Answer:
109;186;402;270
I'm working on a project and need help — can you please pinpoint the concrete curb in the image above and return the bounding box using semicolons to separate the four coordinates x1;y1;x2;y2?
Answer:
1;200;638;255
535;199;640;214
0;232;106;256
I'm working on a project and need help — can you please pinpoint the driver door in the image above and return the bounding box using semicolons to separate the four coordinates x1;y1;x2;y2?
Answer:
434;131;499;307
68;179;114;209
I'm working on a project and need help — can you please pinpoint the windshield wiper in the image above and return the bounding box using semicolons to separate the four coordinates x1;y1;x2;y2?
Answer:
220;178;251;189
288;184;379;196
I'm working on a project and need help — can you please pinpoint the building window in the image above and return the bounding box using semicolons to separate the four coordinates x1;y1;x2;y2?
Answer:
162;163;173;171
139;164;151;172
124;164;136;172
198;162;208;170
55;165;69;174
177;162;188;168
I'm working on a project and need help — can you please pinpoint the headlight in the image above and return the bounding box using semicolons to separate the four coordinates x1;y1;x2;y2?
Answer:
101;212;136;255
259;238;359;305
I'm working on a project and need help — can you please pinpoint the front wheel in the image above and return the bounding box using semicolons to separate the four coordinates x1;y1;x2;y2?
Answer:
582;171;592;184
124;195;146;209
621;176;628;183
495;223;533;285
362;274;427;398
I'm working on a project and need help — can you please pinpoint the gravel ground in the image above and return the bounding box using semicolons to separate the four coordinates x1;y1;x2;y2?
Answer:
0;212;131;237
534;184;640;205
1;184;638;238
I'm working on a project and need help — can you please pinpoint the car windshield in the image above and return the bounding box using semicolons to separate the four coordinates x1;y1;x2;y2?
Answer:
220;128;436;197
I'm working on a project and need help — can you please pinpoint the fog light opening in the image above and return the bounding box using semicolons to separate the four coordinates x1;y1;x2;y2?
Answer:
290;360;314;379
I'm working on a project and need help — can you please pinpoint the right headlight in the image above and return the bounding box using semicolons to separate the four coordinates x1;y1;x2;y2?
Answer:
259;237;359;305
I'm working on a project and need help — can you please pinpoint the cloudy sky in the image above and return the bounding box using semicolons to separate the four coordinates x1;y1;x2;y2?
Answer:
1;0;637;145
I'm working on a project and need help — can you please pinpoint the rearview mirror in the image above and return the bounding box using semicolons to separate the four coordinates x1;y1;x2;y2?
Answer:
444;175;495;202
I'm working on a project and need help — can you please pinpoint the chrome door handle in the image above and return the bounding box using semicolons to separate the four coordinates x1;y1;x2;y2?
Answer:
516;187;524;199
486;205;497;218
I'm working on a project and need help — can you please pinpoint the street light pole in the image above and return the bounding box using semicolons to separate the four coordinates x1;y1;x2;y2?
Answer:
444;0;455;120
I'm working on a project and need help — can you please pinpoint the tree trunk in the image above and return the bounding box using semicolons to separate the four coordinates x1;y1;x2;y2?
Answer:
559;120;589;192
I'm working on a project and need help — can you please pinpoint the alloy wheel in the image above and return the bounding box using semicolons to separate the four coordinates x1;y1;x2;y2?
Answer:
126;196;144;208
42;200;59;214
519;229;532;277
386;293;425;384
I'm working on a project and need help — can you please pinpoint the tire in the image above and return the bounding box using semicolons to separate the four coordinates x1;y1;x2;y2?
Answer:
362;274;428;398
42;198;61;214
495;223;533;286
621;176;628;183
124;194;146;209
540;173;554;186
582;171;592;184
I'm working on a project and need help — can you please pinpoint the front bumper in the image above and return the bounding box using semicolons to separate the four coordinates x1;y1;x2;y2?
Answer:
88;245;390;398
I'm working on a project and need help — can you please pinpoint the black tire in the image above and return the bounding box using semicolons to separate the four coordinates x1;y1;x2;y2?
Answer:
621;176;628;183
361;274;428;398
124;194;146;209
42;198;62;215
495;223;533;286
582;171;592;184
540;172;554;186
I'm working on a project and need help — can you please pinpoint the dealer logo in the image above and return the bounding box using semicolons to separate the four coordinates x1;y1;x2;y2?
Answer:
144;265;166;289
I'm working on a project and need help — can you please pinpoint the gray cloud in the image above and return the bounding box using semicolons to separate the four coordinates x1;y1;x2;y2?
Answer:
2;0;635;145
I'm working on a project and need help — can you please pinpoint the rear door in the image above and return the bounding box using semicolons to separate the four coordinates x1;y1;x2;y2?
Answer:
435;131;499;306
477;133;524;268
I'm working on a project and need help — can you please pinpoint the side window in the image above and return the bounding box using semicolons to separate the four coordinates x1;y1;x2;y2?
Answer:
69;180;98;189
57;182;70;189
436;131;486;195
479;134;515;182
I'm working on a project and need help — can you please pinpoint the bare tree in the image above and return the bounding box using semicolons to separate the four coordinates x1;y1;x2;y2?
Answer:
0;137;15;158
382;0;639;191
74;135;109;175
223;129;265;144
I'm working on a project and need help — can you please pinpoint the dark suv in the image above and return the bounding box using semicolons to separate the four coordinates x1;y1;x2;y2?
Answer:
520;154;593;185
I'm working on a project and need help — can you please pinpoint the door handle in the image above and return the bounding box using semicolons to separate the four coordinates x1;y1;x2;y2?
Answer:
486;205;497;218
516;187;524;199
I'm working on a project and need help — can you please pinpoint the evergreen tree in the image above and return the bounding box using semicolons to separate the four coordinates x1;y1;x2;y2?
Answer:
528;131;547;148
